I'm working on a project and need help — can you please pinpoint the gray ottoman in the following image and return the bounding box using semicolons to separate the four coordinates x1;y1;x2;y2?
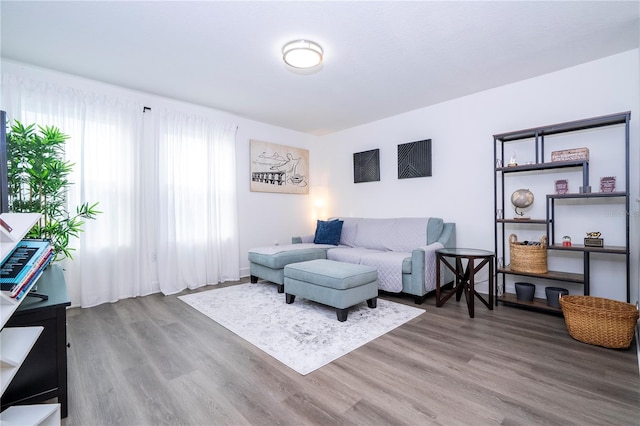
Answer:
284;259;378;322
249;244;329;293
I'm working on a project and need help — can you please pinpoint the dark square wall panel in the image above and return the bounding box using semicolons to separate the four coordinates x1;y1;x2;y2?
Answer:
353;149;380;183
398;139;432;179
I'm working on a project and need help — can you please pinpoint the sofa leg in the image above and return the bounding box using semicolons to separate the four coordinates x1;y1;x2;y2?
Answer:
336;308;348;322
414;294;427;305
277;284;284;293
250;275;258;283
367;297;377;308
285;293;295;304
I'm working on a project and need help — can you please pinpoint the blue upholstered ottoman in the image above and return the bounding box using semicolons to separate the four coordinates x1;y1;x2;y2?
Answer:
249;244;330;293
284;259;378;322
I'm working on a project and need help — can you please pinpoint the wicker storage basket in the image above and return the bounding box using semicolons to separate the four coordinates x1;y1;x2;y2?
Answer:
559;295;639;349
509;234;548;274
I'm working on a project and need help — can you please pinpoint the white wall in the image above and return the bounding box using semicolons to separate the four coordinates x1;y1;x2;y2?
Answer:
316;49;640;303
3;49;639;304
235;124;319;275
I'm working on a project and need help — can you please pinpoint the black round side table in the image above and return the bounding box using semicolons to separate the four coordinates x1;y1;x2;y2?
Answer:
436;248;495;318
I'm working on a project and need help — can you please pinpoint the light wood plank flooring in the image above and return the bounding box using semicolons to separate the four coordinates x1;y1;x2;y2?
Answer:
63;279;640;425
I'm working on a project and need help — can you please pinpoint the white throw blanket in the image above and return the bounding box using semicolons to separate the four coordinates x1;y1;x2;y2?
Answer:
250;243;333;255
422;242;444;292
356;242;444;293
358;252;407;292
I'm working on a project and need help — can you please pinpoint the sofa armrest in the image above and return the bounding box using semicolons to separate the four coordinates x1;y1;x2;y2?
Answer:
414;242;444;274
406;242;446;297
411;247;426;277
404;247;426;298
434;224;455;285
437;223;456;249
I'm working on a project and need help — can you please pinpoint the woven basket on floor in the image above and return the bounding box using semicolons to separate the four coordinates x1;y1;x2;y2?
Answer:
559;295;639;349
508;234;548;274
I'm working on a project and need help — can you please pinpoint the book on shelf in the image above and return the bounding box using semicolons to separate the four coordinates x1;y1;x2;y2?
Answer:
11;249;54;300
0;239;53;297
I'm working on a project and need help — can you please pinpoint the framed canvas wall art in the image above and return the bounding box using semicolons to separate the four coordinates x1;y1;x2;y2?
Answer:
250;139;309;194
353;149;380;183
398;139;432;179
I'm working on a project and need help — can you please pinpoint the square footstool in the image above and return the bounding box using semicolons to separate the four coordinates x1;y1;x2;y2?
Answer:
284;259;378;322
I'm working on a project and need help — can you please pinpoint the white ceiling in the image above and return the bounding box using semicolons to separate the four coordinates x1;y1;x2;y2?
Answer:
1;1;639;135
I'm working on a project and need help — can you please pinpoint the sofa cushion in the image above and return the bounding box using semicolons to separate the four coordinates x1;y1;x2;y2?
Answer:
327;247;412;273
338;217;359;247
327;247;384;264
359;251;410;292
386;218;429;251
354;218;430;251
313;219;344;245
402;256;412;274
353;218;394;250
249;243;330;269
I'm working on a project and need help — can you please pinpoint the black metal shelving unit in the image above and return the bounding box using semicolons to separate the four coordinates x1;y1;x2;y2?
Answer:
493;112;631;313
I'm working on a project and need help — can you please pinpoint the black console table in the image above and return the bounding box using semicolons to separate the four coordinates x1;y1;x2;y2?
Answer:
1;265;70;418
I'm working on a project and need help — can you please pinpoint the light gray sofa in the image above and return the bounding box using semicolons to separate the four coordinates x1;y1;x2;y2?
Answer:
249;217;456;303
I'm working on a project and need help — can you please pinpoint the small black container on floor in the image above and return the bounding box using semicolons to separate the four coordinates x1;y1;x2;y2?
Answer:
515;282;535;301
545;287;569;308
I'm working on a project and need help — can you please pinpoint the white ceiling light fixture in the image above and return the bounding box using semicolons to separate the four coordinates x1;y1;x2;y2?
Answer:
282;39;323;69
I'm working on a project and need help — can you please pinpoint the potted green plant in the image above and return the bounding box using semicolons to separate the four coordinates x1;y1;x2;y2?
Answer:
6;120;101;261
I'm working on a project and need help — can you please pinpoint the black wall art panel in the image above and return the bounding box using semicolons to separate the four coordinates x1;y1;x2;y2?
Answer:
398;139;432;179
353;149;380;183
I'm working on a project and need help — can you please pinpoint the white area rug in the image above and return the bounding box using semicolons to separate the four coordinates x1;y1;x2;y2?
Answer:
178;283;425;375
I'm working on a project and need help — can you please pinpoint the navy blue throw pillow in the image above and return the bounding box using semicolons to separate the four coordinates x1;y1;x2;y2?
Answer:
313;219;344;245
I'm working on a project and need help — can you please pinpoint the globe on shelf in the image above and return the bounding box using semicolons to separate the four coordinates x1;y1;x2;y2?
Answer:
511;189;534;219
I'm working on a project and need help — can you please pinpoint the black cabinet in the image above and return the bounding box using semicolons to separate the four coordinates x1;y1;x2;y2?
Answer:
1;265;70;418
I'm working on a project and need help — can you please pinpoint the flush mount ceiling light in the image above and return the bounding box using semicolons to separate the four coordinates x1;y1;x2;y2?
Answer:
282;39;323;69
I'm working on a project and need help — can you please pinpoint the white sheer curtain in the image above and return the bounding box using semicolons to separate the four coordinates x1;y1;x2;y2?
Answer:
69;95;152;307
2;72;239;306
152;109;240;294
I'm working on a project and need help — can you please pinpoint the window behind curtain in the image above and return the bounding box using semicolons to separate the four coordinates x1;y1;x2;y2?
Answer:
3;72;239;306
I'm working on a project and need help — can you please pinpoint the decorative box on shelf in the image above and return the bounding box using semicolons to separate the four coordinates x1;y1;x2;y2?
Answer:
551;147;589;162
599;176;616;192
584;238;604;247
554;179;569;194
584;232;603;247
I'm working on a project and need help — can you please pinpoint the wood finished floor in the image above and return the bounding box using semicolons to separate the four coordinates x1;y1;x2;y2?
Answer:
63;279;640;426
